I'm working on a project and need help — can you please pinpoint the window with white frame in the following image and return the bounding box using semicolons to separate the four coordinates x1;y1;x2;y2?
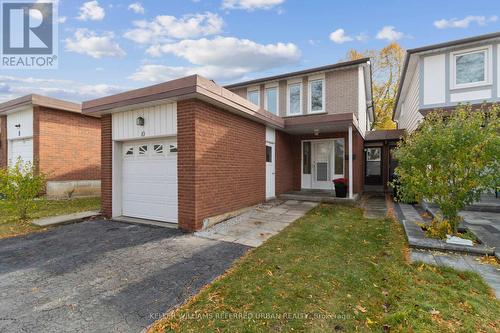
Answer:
287;82;302;115
264;85;279;115
308;77;325;113
451;46;491;89
247;88;260;106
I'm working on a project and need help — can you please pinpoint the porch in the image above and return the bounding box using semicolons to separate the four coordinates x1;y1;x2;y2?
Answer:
279;189;359;203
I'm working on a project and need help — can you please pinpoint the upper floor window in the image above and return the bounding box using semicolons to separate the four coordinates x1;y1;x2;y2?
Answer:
451;46;492;89
308;76;325;113
264;85;278;115
287;82;302;115
247;87;260;106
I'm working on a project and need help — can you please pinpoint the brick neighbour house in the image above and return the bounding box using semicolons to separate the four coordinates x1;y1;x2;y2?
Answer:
0;95;101;198
84;59;385;232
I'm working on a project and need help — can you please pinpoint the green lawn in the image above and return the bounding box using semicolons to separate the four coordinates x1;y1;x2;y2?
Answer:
151;204;500;333
0;197;101;239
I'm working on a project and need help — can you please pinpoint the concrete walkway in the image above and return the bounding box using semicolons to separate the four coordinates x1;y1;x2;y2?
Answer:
195;200;318;247
410;249;500;299
32;210;100;226
360;193;388;219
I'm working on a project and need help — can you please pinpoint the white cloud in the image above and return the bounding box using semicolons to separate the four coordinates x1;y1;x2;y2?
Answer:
65;29;126;58
329;29;367;44
376;26;405;41
434;15;498;29
221;0;285;10
129;64;248;83
0;76;127;103
123;12;223;44
128;2;145;14
133;37;300;83
146;37;300;70
77;1;105;21
58;16;67;23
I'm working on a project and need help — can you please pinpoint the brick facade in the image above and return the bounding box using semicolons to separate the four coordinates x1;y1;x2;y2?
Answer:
0;116;6;168
101;114;112;219
37;106;101;181
177;99;266;231
275;130;295;195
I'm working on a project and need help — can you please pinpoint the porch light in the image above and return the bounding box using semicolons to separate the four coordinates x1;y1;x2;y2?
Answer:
313;128;320;136
136;116;145;126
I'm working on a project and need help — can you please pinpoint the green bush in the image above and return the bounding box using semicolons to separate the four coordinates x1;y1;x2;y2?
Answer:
0;158;47;220
392;104;500;232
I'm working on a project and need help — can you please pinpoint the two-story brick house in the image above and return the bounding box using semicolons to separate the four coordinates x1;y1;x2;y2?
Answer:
83;58;377;231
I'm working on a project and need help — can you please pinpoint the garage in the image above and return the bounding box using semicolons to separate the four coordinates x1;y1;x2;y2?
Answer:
121;138;178;223
9;138;33;166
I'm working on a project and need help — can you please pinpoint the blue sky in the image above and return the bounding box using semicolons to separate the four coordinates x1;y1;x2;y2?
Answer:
1;0;499;102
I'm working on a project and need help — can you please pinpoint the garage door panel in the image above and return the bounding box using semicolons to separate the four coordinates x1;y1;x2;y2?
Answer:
121;139;177;223
10;138;33;166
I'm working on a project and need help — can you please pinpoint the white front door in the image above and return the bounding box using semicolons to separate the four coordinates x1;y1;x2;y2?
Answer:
266;143;275;199
9;138;33;166
121;138;178;223
312;141;333;190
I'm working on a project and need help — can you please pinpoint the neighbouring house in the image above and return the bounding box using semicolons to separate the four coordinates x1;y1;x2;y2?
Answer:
394;31;500;205
83;58;389;231
394;31;500;132
0;94;101;198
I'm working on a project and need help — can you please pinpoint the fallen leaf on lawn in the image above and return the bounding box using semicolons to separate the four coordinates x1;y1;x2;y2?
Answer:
382;290;388;296
430;309;440;315
267;270;273;276
347;294;352;298
356;305;367;313
366;317;376;325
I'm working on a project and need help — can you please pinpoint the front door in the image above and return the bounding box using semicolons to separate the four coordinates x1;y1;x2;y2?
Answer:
266;143;275;199
312;141;333;190
365;147;383;185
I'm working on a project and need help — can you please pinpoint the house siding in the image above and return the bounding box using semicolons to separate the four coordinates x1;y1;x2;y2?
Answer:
399;68;422;133
0;116;6;168
229;66;360;118
37;106;101;181
177;99;266;231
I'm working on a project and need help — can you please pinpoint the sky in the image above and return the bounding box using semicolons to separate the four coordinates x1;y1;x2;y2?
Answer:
0;0;499;103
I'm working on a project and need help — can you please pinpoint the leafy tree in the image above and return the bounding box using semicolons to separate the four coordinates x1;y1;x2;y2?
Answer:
392;105;500;232
0;158;47;220
345;43;405;130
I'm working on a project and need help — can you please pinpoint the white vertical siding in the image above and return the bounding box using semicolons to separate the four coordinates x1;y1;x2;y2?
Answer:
357;66;367;136
423;54;446;105
6;107;33;139
112;102;177;141
399;68;422;133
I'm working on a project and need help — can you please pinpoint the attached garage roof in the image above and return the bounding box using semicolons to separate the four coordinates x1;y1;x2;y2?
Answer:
0;94;81;114
82;74;285;129
365;129;406;141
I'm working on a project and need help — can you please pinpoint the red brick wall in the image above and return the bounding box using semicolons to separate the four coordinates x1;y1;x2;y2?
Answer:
289;129;364;194
0;116;7;168
101;114;112;218
178;99;266;231
37;107;101;181
275;130;294;195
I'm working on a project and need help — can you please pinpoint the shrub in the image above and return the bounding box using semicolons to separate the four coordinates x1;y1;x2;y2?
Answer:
0;158;47;220
392;104;500;232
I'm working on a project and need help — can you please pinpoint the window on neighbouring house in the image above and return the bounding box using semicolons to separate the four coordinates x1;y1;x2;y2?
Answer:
265;86;278;115
288;83;301;115
302;141;311;174
247;89;260;106
266;145;272;163
452;47;490;89
309;79;324;112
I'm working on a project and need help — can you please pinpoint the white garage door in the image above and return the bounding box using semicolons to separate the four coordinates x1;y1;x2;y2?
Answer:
122;138;178;223
10;138;33;166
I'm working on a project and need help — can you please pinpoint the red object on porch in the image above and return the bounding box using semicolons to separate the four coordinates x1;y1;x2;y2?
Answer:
333;178;348;185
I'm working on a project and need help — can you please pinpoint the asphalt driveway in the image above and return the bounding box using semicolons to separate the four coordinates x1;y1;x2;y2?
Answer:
0;220;249;333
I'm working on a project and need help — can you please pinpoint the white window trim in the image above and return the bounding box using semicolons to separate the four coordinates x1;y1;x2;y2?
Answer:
450;45;492;90
247;86;260;107
287;79;303;116
264;83;279;115
308;74;326;114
